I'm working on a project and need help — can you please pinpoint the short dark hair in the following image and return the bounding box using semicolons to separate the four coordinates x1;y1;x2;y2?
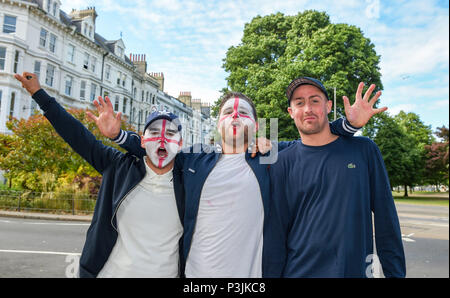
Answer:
218;92;257;121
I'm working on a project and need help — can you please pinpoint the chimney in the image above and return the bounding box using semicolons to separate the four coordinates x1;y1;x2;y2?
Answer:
131;53;147;74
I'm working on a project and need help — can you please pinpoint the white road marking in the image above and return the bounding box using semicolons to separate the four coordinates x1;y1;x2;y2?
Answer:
21;222;89;226
402;233;416;242
0;249;81;256
0;220;89;226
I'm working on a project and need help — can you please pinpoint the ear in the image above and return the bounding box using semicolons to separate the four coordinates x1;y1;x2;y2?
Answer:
326;100;332;114
177;138;183;152
141;135;145;149
287;106;294;119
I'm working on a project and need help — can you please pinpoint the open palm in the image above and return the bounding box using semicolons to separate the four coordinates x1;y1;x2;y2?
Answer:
86;96;122;139
343;82;388;128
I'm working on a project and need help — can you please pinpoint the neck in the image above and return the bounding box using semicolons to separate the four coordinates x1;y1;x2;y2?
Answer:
145;156;174;175
299;126;339;146
221;140;249;154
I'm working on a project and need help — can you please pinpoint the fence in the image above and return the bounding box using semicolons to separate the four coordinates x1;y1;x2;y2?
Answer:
0;189;96;215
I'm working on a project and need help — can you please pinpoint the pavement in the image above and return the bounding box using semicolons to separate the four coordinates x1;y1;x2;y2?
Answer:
0;210;92;222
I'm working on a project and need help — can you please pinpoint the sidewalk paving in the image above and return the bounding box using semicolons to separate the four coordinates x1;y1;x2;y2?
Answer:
0;210;92;222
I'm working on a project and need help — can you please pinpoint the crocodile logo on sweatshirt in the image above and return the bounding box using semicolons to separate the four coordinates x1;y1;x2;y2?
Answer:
347;163;356;169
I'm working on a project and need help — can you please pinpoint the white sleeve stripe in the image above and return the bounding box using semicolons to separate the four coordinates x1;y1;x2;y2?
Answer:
342;120;359;133
114;130;127;145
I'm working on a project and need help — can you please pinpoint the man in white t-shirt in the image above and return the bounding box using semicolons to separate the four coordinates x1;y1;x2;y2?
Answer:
15;69;185;278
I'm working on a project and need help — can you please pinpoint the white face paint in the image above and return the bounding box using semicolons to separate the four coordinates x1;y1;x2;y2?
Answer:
218;97;256;144
142;119;181;169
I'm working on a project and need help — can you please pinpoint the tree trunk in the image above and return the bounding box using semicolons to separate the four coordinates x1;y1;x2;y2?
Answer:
404;184;408;197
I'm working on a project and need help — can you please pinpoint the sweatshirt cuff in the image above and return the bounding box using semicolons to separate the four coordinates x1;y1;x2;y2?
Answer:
31;89;52;111
342;118;361;134
111;129;127;144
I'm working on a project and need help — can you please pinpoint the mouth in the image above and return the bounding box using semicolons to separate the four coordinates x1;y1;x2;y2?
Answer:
304;116;316;122
231;121;241;127
156;147;168;158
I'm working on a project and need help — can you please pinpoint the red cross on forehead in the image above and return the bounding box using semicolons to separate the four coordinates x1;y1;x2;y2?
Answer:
219;96;255;123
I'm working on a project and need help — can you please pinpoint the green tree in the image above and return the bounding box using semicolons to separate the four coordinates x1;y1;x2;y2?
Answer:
364;112;436;196
0;109;134;192
221;10;382;140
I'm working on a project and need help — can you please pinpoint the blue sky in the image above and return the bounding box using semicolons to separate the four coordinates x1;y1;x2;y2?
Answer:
61;0;449;131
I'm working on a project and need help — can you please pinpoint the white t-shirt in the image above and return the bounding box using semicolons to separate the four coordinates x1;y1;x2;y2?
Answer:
97;159;183;278
185;153;264;277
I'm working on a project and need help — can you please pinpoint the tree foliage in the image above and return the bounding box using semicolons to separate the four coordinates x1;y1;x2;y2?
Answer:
424;125;449;187
363;111;441;196
221;10;382;140
0;109;134;193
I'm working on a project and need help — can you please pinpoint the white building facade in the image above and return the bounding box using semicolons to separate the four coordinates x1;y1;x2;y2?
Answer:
0;0;215;147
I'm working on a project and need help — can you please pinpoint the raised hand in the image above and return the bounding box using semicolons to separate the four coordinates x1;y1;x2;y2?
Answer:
343;82;388;128
13;72;41;96
86;96;122;139
251;137;273;158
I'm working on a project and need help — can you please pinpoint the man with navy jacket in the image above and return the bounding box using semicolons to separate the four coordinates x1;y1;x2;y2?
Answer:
14;72;185;278
269;77;406;277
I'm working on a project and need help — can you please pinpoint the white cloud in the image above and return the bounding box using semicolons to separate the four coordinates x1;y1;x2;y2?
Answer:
388;104;418;115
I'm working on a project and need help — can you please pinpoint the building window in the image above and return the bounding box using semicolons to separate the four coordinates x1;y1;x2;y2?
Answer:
114;95;119;111
88;26;92;38
49;34;57;53
65;76;73;96
46;0;51;12
52;2;57;16
67;44;75;63
141;90;144;101
9;92;15;118
117;46;123;58
13;50;19;73
34;61;41;79
91;56;96;73
105;64;111;80
0;47;6;70
122;75;126;87
83;52;89;70
83;23;87;35
0;90;2;113
80;80;86;100
45;64;55;87
123;98;127;113
3;15;17;34
90;83;97;101
117;71;121;85
39;29;48;48
103;91;109;98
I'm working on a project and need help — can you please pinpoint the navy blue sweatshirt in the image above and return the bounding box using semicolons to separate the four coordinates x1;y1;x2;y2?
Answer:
269;136;406;277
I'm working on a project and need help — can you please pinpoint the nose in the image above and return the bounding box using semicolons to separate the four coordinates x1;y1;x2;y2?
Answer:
304;102;313;113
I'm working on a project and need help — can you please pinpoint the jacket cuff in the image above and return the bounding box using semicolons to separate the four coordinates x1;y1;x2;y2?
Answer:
342;118;361;133
31;89;52;111
111;129;127;144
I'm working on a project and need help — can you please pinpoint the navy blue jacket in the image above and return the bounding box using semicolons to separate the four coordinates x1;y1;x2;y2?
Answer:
31;89;185;278
116;118;357;277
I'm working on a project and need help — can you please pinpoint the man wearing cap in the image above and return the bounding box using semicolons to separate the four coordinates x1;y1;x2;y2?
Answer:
14;72;184;278
269;77;406;277
90;83;383;277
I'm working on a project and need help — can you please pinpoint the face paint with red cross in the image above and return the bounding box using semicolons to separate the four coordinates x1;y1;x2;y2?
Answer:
141;119;181;169
218;96;257;139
